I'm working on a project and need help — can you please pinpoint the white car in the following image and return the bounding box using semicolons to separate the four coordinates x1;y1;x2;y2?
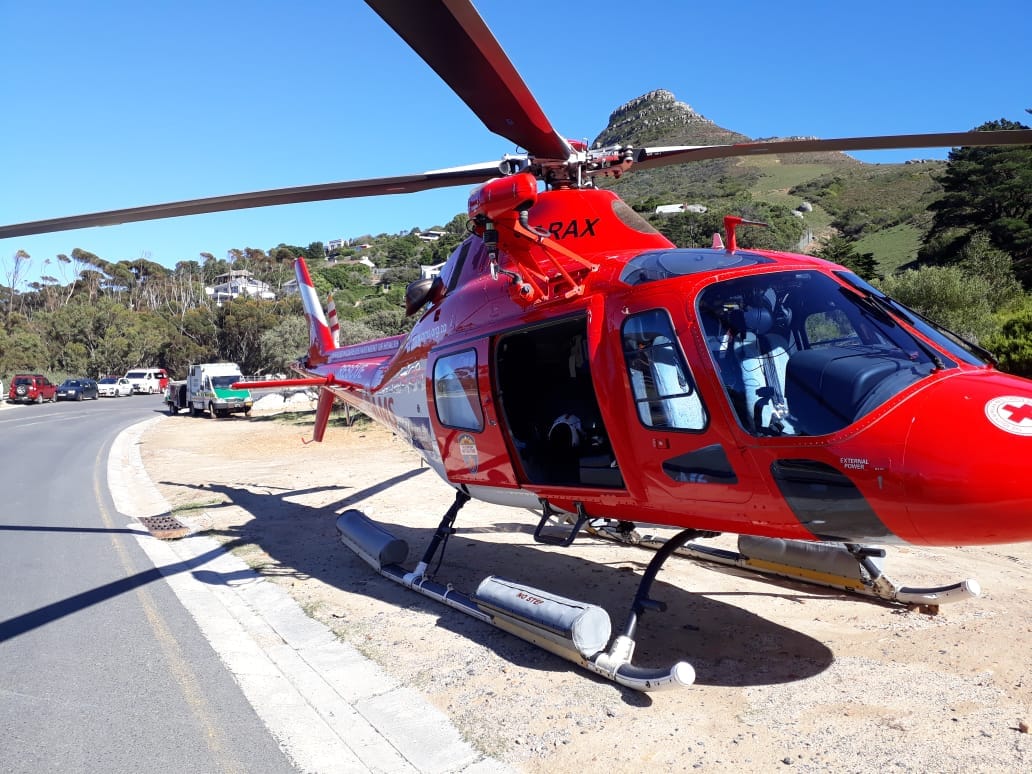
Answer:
97;376;133;397
124;367;168;394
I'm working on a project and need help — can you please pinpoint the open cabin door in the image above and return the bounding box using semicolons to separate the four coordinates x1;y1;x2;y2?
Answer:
493;316;623;490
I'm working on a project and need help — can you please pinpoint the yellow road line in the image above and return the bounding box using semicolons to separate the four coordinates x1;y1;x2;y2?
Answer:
93;444;245;774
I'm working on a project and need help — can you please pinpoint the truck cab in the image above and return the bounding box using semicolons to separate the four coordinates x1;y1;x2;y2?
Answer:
186;363;253;418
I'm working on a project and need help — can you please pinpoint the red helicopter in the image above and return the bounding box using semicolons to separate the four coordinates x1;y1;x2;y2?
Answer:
4;1;1032;690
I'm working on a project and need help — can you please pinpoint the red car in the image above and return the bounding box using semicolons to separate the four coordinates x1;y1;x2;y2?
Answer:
8;374;57;404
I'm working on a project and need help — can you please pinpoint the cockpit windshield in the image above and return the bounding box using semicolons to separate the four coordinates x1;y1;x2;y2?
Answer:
835;270;992;367
697;271;960;437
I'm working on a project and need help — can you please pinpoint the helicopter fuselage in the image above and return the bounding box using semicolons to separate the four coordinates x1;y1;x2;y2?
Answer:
296;185;1032;548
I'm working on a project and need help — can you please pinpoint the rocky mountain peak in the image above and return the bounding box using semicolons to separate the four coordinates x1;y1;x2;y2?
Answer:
593;89;749;149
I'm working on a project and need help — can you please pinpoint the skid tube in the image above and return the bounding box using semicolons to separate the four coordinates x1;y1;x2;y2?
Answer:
335;494;697;692
579;519;980;614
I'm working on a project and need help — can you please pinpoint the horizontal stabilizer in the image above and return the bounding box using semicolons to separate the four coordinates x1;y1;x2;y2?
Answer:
233;375;362;392
233;377;330;390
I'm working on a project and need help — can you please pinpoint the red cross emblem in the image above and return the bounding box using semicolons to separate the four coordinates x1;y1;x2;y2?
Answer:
985;396;1032;437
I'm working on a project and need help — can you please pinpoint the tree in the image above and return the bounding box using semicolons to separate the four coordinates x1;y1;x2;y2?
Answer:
26;293;174;378
380;266;419;288
815;235;880;280
955;231;1023;311
337;319;383;346
0;317;48;375
382;235;420;267
174;260;203;277
305;242;327;262
270;244;302;264
364;308;415;336
119;311;173;374
3;249;32;323
318;264;371;291
654;210;719;248
925;119;1032;283
983;303;1032;377
358;296;397;315
217;297;278;374
653;198;804;251
422;233;465;264
161;304;219;377
876;265;995;342
200;253;228;284
259;317;309;373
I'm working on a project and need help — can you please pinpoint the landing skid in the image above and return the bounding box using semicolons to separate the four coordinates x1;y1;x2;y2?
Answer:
335;493;697;692
580;519;980;614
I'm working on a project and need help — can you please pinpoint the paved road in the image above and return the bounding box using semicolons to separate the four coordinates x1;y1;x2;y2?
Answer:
0;395;297;774
1;395;509;774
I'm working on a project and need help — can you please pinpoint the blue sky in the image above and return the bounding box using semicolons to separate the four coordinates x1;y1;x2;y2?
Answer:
2;0;1029;288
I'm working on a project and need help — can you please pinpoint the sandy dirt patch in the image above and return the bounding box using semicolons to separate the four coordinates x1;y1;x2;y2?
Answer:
137;409;1032;772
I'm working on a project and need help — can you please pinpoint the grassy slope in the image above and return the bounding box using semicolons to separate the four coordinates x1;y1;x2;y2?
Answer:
596;94;946;274
615;157;937;273
854;224;924;275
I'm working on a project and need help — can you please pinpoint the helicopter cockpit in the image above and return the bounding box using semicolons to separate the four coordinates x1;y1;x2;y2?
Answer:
696;270;984;437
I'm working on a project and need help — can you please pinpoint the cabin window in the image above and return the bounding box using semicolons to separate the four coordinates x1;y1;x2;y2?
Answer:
433;349;484;431
622;310;707;431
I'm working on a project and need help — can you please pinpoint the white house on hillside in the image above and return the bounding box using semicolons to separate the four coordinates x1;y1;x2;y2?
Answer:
655;203;708;215
206;270;276;302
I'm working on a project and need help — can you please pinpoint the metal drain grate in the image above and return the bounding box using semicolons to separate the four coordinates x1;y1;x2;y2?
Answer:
138;515;190;540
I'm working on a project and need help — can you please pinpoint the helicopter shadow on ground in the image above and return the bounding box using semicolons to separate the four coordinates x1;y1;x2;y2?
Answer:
165;473;835;697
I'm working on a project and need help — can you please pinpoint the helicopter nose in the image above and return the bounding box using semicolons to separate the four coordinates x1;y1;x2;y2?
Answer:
901;374;1032;545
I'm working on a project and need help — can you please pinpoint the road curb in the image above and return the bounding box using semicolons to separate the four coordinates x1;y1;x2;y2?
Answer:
108;416;513;774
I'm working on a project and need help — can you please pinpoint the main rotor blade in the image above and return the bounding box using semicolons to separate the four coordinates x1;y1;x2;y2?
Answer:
0;162;505;240
366;0;573;162
634;129;1032;169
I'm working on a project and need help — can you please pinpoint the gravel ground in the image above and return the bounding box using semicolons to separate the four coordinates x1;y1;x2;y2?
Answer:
138;411;1032;773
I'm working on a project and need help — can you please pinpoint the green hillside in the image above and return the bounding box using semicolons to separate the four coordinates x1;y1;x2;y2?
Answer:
853;224;925;275
594;90;948;274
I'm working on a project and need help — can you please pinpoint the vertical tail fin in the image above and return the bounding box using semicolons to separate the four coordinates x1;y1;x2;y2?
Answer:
312;387;336;443
295;258;336;364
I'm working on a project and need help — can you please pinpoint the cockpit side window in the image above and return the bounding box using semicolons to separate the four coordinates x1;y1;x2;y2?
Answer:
621;310;707;431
